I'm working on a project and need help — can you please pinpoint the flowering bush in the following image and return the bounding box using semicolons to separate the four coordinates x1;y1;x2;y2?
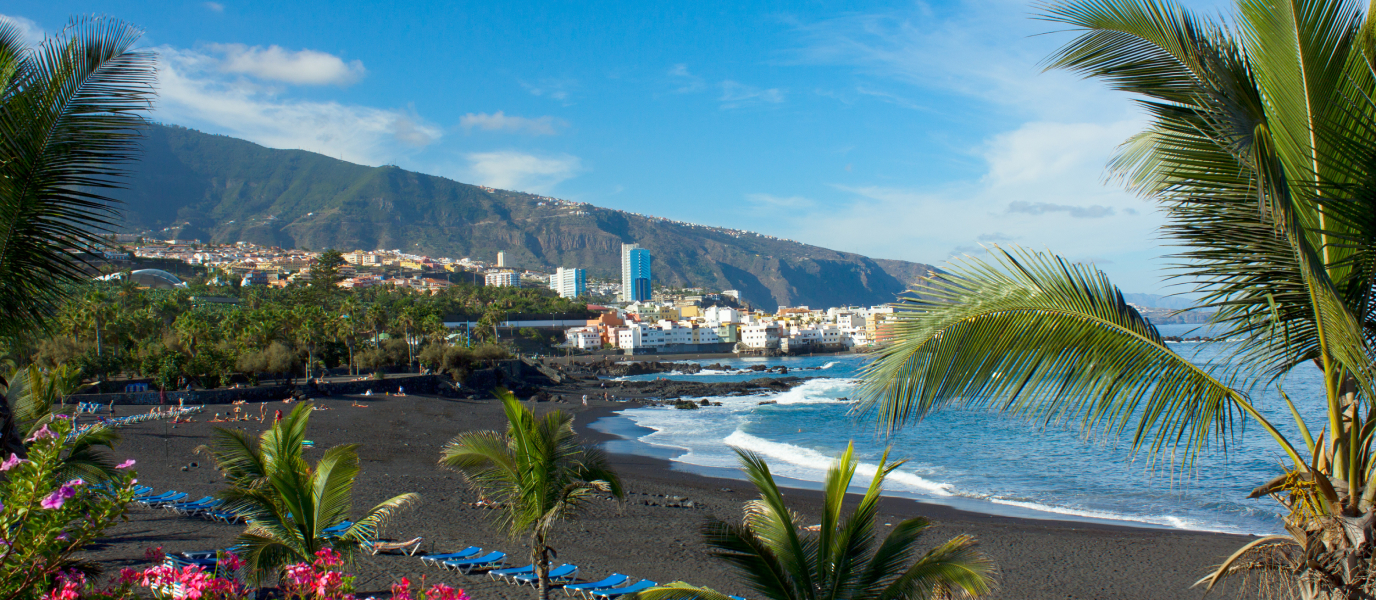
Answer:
0;418;138;600
388;577;469;600
279;549;355;600
138;551;247;600
38;569;140;600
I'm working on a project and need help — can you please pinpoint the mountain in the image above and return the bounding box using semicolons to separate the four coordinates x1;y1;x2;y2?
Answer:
1121;293;1201;310
110;124;939;310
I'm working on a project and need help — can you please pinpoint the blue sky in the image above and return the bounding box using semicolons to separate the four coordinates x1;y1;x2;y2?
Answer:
4;0;1227;294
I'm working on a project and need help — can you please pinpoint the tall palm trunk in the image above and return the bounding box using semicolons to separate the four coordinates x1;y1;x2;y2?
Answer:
534;531;551;600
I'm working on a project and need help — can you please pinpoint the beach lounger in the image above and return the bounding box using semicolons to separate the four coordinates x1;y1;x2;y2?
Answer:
363;537;423;556
513;564;578;587
166;497;218;513
140;492;188;507
172;498;223;515
419;547;481;566
489;564;535;582
564;574;630;597
205;509;244;524
321;521;354;539
442;551;506;574
587;581;659;600
135;491;180;505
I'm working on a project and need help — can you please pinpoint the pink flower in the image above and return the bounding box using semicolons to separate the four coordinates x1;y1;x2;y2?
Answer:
425;583;468;600
118;568;139;585
40;483;79;509
391;578;413;600
65;478;85;487
26;425;55;441
220;551;243;571
0;453;27;471
116;459;136;469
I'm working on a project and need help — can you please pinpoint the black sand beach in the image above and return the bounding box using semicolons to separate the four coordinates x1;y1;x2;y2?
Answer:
86;393;1255;600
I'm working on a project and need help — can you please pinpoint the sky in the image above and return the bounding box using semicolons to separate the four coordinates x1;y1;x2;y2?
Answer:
3;0;1231;294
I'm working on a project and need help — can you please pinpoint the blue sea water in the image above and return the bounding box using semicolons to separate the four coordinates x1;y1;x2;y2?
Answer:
592;323;1324;535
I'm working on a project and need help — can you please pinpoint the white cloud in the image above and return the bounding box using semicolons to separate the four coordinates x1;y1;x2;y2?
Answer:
462;151;581;193
153;45;439;165
460;111;564;136
720;81;785;108
1007;201;1115;219
770;118;1164;290
521;79;574;101
669;64;706;93
790;1;1137;124
0;13;46;46
669;64;784;109
204;2;224;13
207;43;365;86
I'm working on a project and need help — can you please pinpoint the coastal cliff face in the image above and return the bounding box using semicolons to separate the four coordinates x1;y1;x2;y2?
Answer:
113;124;938;309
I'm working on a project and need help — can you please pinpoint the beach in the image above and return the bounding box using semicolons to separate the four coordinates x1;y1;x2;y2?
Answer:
87;393;1255;600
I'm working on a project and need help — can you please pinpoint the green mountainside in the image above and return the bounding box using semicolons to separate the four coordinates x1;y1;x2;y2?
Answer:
112;124;937;309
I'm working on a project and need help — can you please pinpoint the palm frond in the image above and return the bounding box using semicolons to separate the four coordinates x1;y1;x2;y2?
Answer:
634;582;738;600
0;16;155;337
344;492;420;544
857;247;1305;468
877;535;997;600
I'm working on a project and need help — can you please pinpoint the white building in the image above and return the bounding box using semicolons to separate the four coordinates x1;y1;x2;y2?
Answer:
703;306;741;326
741;323;781;349
564;327;602;350
549;267;587;299
485;271;520;287
497;251;507;268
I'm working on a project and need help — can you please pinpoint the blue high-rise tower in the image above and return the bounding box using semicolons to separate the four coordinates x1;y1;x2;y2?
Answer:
626;247;651;302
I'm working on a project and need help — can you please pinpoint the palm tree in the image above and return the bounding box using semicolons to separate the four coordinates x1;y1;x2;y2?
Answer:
3;363;120;482
860;0;1376;597
439;388;623;600
201;403;418;582
637;444;994;600
0;17;156;457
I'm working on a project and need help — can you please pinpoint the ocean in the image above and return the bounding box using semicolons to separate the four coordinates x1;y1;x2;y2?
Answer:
590;323;1320;535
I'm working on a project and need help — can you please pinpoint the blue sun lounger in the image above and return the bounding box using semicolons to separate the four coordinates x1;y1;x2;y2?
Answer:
442;551;506;574
514;564;578;587
205;509;245;523
420;547;481;567
587;581;658;600
136;491;183;506
171;498;223;515
489;564;534;581
144;492;190;507
321;521;354;539
564;574;630;597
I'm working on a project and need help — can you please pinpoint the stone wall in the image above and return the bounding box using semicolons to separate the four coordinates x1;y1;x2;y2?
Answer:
65;375;462;406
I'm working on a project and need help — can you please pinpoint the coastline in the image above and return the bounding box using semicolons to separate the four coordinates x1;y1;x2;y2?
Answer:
573;403;1259;599
88;394;1259;600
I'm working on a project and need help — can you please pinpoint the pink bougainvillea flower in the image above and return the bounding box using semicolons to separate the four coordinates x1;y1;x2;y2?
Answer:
65;478;85;487
26;424;55;441
116;459;136;469
220;551;243;571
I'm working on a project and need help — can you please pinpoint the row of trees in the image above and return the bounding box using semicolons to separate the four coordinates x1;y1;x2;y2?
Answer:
0;278;586;391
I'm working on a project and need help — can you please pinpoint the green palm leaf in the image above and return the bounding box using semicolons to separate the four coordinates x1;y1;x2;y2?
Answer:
637;444;993;600
0;16;155;338
859;247;1304;467
440;388;623;600
205;403;417;580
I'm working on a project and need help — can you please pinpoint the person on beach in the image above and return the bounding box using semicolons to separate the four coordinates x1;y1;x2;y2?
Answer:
273;409;283;424
582;394;588;405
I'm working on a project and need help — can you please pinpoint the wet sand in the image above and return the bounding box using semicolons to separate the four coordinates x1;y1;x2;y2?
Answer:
86;394;1256;599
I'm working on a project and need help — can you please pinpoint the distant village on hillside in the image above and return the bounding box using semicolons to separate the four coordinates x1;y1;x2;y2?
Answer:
104;236;1210;356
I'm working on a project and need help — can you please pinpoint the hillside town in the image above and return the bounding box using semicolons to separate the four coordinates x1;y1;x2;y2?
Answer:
112;237;915;355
